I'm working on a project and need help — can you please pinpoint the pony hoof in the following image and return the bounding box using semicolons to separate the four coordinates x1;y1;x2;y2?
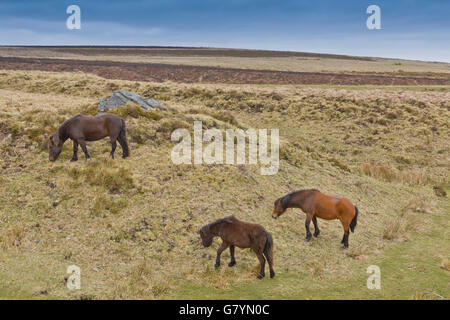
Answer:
70;158;78;162
214;263;220;269
313;231;320;238
228;261;236;267
257;274;265;279
305;237;312;242
341;245;349;250
270;271;275;278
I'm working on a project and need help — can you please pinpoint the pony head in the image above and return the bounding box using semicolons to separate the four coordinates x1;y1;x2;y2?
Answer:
48;134;63;161
199;225;213;247
272;195;289;219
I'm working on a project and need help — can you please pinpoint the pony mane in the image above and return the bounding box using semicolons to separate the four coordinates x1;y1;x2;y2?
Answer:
276;189;319;209
202;216;236;233
281;194;291;209
57;114;82;137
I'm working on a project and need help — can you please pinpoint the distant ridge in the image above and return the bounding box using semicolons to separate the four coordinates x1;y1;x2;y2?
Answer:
0;45;375;61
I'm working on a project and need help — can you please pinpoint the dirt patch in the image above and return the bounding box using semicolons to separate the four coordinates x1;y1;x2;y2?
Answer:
0;56;448;86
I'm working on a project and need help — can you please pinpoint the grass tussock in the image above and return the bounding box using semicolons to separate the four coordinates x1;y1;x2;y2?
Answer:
440;257;450;272
122;258;172;299
412;290;446;300
382;213;420;241
108;102;163;121
402;199;434;214
187;108;239;126
68;161;134;193
433;185;447;198
382;199;430;241
362;163;429;185
90;193;128;217
0;223;29;249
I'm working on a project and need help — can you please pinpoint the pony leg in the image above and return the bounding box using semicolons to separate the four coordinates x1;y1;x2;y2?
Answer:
339;219;350;248
110;138;117;159
305;213;313;241
228;245;236;267
70;140;78;162
215;242;229;268
255;252;266;279
313;217;320;237
263;248;275;278
342;231;350;248
78;139;90;160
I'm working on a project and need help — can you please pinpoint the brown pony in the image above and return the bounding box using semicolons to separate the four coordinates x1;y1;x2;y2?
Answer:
272;189;358;248
199;216;275;279
48;113;129;161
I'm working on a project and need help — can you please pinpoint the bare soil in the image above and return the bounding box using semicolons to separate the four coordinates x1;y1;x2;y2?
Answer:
1;56;448;86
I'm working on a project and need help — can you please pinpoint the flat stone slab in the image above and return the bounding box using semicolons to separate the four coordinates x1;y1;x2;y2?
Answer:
98;90;166;111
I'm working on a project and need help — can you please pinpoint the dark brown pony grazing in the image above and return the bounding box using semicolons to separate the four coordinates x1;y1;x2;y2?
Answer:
272;189;358;248
199;216;275;279
48;113;129;161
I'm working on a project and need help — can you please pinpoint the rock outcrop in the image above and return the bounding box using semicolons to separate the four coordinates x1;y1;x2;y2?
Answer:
98;90;166;111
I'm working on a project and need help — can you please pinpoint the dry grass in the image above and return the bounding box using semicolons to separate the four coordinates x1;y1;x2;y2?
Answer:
0;69;449;299
67;160;135;194
0;223;29;249
382;198;435;241
361;163;429;185
440;257;450;272
382;212;421;241
412;290;447;300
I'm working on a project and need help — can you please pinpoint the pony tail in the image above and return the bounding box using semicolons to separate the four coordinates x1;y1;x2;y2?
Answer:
264;232;274;262
350;206;358;233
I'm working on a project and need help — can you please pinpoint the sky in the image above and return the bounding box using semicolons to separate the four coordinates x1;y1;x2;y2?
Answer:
0;0;449;62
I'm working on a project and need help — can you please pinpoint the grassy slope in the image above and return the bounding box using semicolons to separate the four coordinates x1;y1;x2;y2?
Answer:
169;200;450;299
0;70;449;299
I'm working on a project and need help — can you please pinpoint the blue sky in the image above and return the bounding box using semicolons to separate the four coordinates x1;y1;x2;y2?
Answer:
0;0;449;62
